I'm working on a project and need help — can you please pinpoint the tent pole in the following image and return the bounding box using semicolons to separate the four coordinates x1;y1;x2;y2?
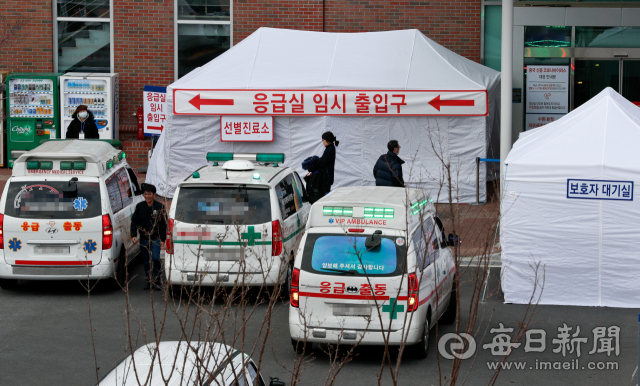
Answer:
500;0;514;195
476;157;480;205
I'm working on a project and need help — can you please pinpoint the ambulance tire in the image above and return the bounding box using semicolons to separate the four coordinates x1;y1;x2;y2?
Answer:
440;279;457;324
408;316;430;359
0;278;18;290
113;248;127;289
286;262;293;298
291;338;312;355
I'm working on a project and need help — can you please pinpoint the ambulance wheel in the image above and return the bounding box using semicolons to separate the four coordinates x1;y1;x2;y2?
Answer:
286;262;293;298
113;248;127;289
0;278;18;290
440;279;457;324
409;318;429;359
291;338;312;355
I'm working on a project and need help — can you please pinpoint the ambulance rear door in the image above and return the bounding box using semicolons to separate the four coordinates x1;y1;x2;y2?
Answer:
2;176;105;267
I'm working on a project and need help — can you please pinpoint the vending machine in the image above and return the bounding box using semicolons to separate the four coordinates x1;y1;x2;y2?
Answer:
5;73;63;167
59;73;119;140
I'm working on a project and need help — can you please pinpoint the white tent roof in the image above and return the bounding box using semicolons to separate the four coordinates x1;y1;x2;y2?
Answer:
505;87;640;182
502;88;640;307
172;27;499;92
148;28;500;201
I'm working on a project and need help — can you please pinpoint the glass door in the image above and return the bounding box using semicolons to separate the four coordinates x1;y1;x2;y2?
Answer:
622;60;640;106
574;60;620;108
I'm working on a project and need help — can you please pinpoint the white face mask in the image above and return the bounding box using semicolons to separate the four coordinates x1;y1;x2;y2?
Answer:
78;111;88;119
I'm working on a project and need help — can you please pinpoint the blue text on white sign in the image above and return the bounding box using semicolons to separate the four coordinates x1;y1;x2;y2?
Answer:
567;179;633;201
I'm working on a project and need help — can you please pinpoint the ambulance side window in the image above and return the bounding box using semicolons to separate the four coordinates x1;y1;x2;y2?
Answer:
105;172;124;213
412;217;437;270
116;167;134;208
126;167;141;194
276;174;302;220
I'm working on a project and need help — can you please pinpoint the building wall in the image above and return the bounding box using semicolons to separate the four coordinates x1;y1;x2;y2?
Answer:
234;0;481;62
1;0;55;73
114;0;174;128
2;0;482;163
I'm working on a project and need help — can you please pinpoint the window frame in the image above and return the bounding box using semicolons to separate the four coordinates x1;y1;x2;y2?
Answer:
52;0;114;73
174;0;233;80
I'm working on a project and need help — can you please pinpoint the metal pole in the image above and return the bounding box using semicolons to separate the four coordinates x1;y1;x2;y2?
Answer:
476;157;480;205
500;0;514;195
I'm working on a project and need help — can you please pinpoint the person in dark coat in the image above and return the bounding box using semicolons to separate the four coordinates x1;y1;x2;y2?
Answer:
317;131;339;186
65;105;99;139
131;183;167;290
373;140;405;187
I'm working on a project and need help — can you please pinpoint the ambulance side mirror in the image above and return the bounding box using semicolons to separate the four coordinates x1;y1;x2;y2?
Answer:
365;230;382;249
448;233;461;247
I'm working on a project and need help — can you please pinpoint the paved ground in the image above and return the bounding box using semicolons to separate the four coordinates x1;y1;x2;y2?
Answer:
1;260;638;386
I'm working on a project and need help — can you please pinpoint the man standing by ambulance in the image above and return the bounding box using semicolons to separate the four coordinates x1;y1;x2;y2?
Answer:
131;183;167;290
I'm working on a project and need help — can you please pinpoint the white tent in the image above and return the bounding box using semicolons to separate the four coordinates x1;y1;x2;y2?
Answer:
501;87;640;308
146;28;500;202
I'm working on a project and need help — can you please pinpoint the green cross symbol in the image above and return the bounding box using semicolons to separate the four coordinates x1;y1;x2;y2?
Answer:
241;226;261;246
382;298;405;320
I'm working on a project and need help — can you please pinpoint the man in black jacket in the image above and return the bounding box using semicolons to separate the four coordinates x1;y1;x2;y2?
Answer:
131;183;167;290
373;140;405;187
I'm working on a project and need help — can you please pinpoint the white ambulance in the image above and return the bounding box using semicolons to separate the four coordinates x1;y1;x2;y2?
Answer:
0;140;143;289
289;186;457;358
165;153;310;289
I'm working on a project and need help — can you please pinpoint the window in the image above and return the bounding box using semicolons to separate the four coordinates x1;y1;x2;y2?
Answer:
525;26;571;48
4;180;102;219
301;234;406;277
174;186;271;225
55;0;112;73
412;217;438;270
483;5;502;71
576;27;640;48
276;174;303;220
105;167;133;213
175;0;232;79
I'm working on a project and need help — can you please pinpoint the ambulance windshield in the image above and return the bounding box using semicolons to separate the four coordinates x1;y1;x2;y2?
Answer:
302;234;405;277
4;180;102;219
175;186;271;225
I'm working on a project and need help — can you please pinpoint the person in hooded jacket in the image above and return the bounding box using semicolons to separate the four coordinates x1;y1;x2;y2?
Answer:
373;140;405;187
66;105;99;139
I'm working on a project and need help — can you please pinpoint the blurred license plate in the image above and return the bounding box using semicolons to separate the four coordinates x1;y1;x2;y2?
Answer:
204;248;243;261
332;304;372;317
34;245;70;254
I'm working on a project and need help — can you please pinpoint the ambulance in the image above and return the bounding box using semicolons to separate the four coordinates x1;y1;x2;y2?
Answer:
289;186;457;358
164;153;310;289
0;140;143;289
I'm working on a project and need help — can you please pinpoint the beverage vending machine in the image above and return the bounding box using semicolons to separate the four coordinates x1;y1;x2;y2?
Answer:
5;72;63;167
59;73;119;140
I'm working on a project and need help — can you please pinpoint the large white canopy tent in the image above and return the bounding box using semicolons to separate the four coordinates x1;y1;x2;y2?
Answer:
501;87;640;308
146;28;500;202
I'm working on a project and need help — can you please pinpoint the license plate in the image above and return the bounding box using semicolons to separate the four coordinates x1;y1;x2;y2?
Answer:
34;245;70;255
204;248;243;261
331;304;372;317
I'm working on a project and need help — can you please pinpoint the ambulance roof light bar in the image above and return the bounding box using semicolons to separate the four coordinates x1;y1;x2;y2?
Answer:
206;153;285;164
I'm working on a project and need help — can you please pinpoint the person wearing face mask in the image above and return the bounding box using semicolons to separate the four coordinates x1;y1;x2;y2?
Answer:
373;140;405;187
66;105;99;139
